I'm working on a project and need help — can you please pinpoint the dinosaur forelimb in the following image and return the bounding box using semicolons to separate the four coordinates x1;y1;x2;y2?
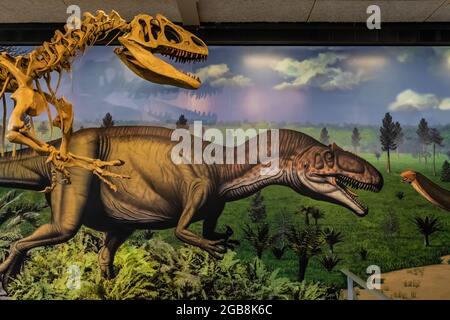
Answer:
43;147;130;193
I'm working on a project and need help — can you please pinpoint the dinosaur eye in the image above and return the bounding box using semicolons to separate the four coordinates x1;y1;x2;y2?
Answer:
191;36;205;47
164;25;181;44
139;19;150;42
324;151;334;165
150;19;161;38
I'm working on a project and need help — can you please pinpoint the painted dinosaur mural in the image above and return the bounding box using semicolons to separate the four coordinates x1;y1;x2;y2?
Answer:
0;126;383;290
401;170;450;211
0;10;207;191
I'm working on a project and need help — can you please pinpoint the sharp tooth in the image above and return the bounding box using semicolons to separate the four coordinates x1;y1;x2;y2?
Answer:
347;188;358;197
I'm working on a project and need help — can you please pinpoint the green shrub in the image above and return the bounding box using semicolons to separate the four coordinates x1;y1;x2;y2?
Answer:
358;247;368;261
441;160;450;182
0;230;21;262
8;229;336;300
381;210;400;237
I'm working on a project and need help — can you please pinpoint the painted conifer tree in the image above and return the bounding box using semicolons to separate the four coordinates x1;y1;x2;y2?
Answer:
351;127;361;153
429;128;444;176
379;113;401;173
176;114;188;129
244;191;272;258
417;118;431;164
248;191;266;223
319;127;330;145
101;113;115;128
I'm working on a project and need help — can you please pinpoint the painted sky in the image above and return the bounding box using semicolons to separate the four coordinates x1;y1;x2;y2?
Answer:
20;46;450;125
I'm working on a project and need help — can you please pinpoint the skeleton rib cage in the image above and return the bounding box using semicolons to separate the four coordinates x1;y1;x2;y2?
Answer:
0;10;129;146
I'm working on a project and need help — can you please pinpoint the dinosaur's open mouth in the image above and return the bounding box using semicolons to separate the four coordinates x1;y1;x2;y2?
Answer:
115;37;207;89
334;174;381;216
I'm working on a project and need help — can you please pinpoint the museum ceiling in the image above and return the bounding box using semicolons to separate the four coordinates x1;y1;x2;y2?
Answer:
0;0;450;24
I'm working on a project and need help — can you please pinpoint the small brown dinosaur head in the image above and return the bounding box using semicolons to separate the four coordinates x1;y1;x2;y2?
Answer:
294;142;383;216
400;170;417;184
115;14;207;89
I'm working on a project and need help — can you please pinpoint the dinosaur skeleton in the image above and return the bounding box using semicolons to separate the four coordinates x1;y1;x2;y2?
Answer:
0;10;208;192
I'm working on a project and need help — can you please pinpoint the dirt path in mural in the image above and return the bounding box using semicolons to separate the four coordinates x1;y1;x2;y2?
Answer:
349;255;450;300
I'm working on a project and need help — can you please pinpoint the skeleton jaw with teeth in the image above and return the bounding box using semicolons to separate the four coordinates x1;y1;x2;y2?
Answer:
114;14;208;90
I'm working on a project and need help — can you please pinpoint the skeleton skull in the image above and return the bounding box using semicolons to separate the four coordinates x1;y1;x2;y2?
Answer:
115;14;208;89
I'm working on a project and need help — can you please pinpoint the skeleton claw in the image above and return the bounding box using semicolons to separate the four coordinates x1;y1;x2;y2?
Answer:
40;147;128;192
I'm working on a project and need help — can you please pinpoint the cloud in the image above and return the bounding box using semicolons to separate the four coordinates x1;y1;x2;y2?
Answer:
271;52;373;91
388;89;440;111
397;51;412;63
347;55;388;69
243;54;280;68
386;48;415;63
210;75;253;88
431;47;450;71
438;98;450;110
195;64;229;82
195;64;253;88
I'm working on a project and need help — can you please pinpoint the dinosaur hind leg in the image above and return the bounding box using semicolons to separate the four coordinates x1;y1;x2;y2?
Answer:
98;228;133;279
202;201;239;249
0;170;90;292
0;223;79;291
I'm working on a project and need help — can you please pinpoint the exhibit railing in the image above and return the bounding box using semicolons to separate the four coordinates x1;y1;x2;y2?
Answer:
341;269;390;300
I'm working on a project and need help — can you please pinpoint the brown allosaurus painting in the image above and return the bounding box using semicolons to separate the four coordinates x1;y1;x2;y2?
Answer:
0;126;383;290
401;170;450;211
